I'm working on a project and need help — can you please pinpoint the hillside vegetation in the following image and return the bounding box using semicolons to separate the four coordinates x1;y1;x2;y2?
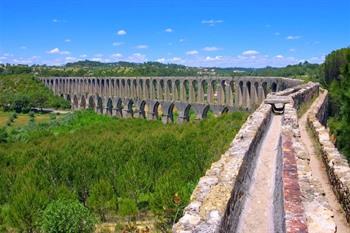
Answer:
0;110;248;232
0;74;70;112
0;60;320;78
323;48;350;159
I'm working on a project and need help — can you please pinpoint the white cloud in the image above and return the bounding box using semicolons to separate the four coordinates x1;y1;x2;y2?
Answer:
91;57;102;62
201;19;224;26
242;50;260;56
47;48;70;55
165;28;173;33
135;44;148;49
64;39;71;43
111;53;123;58
275;55;284;59
156;58;166;63
117;30;127;36
172;57;183;62
286;35;301;40
308;56;325;63
80;54;88;58
274;32;280;36
205;56;223;61
65;56;77;62
203;46;220;52
127;53;147;63
179;38;185;43
186;50;199;55
112;42;123;46
94;53;103;57
289;48;296;52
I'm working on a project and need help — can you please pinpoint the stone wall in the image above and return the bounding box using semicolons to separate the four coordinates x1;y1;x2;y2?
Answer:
281;94;336;233
172;103;272;232
307;89;350;222
173;82;336;233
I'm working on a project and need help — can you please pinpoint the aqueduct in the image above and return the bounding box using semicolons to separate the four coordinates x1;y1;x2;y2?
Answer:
39;76;301;123
39;76;350;232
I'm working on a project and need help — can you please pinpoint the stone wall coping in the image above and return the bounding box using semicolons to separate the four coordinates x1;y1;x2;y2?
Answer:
307;89;350;222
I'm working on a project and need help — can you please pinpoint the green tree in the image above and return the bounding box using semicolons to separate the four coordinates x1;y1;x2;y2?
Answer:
87;180;116;221
7;184;47;233
40;199;95;233
118;198;137;222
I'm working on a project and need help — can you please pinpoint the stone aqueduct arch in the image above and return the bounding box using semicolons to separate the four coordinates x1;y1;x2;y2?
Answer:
40;76;300;123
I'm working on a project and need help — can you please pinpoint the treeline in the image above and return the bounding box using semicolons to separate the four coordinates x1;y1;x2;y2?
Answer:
0;110;248;232
0;74;70;112
323;48;350;158
0;60;321;78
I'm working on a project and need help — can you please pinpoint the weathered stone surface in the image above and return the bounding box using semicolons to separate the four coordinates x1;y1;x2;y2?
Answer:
174;82;339;233
307;89;350;223
173;102;273;233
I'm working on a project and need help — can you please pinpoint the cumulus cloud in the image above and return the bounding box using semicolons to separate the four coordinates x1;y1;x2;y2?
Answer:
286;35;301;40
127;53;147;63
201;19;224;26
179;38;185;43
135;44;148;49
165;28;173;33
111;53;123;58
203;46;220;52
64;39;71;43
274;32;281;36
47;48;70;55
275;55;284;59
172;57;183;62
117;30;127;36
156;58;166;63
205;56;223;61
65;56;77;62
80;54;88;58
91;57;102;62
186;50;199;55
242;50;259;56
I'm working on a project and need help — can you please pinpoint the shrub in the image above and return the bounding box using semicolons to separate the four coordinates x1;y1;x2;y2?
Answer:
29;111;35;118
40;199;95;233
0;128;8;143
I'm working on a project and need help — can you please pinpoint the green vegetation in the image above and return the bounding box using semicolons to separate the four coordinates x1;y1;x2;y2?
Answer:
323;48;350;159
0;110;248;232
0;74;70;112
0;60;321;78
40;200;95;233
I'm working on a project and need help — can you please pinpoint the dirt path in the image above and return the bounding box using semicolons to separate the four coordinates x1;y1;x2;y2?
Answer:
299;96;350;233
236;115;282;233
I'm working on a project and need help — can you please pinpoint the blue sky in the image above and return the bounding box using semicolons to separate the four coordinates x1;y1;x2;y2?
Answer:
0;0;349;67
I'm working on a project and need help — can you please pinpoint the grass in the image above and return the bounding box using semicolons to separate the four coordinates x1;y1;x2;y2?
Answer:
0;110;60;128
0;111;11;127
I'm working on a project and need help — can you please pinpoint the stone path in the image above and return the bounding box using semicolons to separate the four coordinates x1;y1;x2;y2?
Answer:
236;115;282;233
299;96;350;233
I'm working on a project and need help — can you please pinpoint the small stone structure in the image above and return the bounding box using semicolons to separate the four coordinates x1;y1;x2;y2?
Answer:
308;89;350;222
39;76;301;123
173;82;337;233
